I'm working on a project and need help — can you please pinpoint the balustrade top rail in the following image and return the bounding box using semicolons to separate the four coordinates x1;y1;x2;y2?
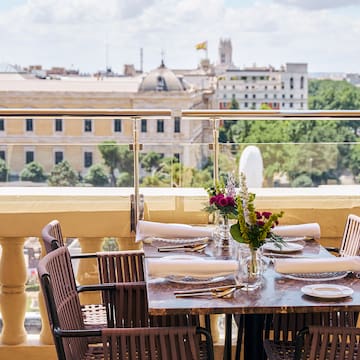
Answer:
1;108;360;119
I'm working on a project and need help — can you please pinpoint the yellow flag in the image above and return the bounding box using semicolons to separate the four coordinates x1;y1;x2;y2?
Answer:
195;41;207;50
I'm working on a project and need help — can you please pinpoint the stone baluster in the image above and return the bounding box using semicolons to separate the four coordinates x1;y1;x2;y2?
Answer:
0;237;27;345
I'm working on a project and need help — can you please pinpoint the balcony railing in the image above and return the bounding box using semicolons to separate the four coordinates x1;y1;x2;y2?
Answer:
1;108;360;359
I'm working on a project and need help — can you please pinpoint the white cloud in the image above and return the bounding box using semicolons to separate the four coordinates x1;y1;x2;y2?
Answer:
274;0;360;11
0;0;360;73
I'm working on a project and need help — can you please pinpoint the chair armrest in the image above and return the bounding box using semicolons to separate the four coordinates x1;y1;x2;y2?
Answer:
70;253;98;259
77;283;117;293
54;327;102;338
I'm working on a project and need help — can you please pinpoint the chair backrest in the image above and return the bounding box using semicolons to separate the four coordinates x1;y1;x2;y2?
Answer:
268;310;358;342
339;214;360;257
102;326;214;360
38;246;88;360
41;219;65;254
295;325;360;360
97;250;145;283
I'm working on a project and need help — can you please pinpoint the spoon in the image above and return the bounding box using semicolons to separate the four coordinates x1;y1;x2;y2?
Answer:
175;286;237;298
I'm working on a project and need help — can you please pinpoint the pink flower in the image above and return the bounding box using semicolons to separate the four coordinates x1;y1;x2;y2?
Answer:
255;211;262;219
209;196;217;205
262;211;272;219
218;196;229;207
256;220;265;227
226;196;235;206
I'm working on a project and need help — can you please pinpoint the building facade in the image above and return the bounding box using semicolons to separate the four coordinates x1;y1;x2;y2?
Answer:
215;40;308;110
0;63;214;180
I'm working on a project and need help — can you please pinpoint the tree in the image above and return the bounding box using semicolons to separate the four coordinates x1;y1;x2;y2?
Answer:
84;164;109;186
20;162;47;182
98;141;122;186
48;160;79;186
98;141;134;187
0;158;9;182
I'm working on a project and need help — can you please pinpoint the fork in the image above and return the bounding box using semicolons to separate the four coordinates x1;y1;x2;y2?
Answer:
175;287;237;298
157;243;208;252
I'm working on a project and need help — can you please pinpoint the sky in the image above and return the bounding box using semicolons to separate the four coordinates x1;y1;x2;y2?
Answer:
1;0;360;74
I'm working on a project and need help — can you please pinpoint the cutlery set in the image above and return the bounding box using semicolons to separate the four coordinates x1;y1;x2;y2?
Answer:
157;242;208;253
174;284;243;298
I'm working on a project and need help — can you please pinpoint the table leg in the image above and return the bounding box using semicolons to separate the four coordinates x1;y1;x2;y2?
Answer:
244;314;266;360
223;314;233;360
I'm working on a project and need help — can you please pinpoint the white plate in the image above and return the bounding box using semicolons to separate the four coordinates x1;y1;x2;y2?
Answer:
151;236;210;244
301;284;353;299
283;271;349;281
263;242;304;253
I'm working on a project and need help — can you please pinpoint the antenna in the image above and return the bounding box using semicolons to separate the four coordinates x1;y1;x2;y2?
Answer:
140;48;143;73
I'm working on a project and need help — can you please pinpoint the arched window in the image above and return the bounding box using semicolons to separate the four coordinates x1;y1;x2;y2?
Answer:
290;77;294;89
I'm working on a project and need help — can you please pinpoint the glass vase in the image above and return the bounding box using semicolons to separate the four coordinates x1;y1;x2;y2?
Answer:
216;214;231;249
235;245;263;291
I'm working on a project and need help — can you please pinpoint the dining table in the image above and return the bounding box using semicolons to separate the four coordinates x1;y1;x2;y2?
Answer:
143;238;360;360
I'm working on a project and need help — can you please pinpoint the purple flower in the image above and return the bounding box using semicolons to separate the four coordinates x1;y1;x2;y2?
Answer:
209;196;217;205
256;220;265;227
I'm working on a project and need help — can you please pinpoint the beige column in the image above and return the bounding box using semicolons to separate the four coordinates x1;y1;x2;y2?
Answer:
0;237;27;345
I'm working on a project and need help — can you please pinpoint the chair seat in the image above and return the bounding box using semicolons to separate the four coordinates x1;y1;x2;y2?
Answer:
263;339;296;360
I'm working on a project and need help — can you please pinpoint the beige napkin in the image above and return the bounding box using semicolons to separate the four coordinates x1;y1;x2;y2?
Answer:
274;256;360;274
273;223;321;239
136;220;213;242
146;257;238;278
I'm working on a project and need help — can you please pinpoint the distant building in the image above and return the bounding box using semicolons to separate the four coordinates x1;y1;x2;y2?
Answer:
0;62;213;179
215;40;308;110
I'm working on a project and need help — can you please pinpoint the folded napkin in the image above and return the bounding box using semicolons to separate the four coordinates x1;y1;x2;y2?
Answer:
273;223;321;239
146;258;238;278
136;220;213;242
274;256;360;274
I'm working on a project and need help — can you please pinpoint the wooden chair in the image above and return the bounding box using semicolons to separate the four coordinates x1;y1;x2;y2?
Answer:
38;246;214;360
41;219;203;329
326;214;360;257
265;325;360;360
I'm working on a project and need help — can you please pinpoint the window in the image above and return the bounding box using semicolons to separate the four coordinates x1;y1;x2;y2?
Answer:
264;86;267;90
290;77;294;90
274;94;277;99
245;94;248;99
55;151;63;164
174;153;180;162
300;76;304;89
253;94;256;99
282;94;285;99
174;117;180;133
157;119;164;133
114;119;122;132
264;94;268;99
0;119;4;131
26;118;33;132
244;102;248;108
84;119;92;132
290;94;293;99
25;151;34;164
141;119;147;132
290;102;293;108
55;118;63;132
232;85;235;89
84;152;93;168
223;94;227;99
223;85;227;89
0;150;5;160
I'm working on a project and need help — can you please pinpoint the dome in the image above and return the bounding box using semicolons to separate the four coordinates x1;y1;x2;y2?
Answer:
139;61;187;92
